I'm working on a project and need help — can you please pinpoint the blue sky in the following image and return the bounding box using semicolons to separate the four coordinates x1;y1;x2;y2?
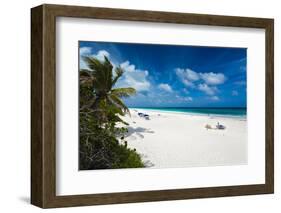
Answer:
79;41;247;108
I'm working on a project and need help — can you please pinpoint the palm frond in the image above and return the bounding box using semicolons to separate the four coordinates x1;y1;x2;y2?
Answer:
112;115;129;125
111;87;136;98
108;94;130;115
80;69;92;76
112;66;124;86
82;56;103;74
80;69;95;85
81;55;134;121
82;56;112;94
102;56;113;91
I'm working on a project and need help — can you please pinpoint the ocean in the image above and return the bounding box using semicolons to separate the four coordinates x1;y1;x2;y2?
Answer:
130;107;247;118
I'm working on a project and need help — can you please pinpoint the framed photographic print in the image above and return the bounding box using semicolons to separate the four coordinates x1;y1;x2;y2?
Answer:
31;4;274;208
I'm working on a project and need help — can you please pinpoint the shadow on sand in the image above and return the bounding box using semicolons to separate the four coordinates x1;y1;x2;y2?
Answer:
125;127;155;167
141;154;155;167
126;127;155;139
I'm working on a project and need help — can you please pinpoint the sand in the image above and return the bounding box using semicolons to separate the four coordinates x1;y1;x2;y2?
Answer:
121;109;247;169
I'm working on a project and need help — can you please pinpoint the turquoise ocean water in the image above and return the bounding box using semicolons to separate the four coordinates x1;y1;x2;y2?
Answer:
130;107;247;118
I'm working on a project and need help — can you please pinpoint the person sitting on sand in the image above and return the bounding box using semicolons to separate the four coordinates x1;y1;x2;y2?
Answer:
205;124;212;130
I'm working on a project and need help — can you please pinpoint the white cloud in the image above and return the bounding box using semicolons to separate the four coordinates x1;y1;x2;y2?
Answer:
80;48;110;60
175;95;193;102
175;68;199;87
80;49;111;69
120;61;136;72
200;72;226;85
80;47;92;56
158;83;173;92
175;68;227;96
184;69;200;81
184;97;193;102
79;47;92;69
182;79;195;87
115;61;150;92
198;83;218;95
232;90;239;96
209;96;220;101
93;50;110;61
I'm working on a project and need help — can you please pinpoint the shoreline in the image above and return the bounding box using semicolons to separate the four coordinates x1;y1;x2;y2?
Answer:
129;107;247;120
121;109;248;169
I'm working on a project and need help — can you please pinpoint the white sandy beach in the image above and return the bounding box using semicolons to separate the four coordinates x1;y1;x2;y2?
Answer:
121;109;247;168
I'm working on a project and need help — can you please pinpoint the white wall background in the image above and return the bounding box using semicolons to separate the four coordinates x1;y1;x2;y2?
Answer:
0;0;279;212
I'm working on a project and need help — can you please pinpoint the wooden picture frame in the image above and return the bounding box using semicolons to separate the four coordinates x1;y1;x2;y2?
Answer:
31;4;274;208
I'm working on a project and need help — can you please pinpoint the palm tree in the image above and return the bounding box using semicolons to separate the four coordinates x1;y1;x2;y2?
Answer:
80;55;136;122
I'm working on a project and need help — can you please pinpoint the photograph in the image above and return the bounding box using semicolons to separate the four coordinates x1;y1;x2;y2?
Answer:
79;41;247;170
29;3;274;208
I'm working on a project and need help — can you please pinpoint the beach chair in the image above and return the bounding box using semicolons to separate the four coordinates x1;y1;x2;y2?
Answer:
144;114;150;120
138;112;144;117
216;123;226;130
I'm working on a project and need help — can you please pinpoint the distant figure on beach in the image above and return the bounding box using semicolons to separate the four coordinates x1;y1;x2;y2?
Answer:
205;124;212;130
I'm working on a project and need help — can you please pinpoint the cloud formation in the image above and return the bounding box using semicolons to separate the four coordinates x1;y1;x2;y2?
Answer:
176;95;193;102
175;67;227;98
79;48;111;69
115;61;151;92
80;47;91;56
200;72;226;85
158;83;173;92
79;49;150;93
209;96;220;101
79;47;92;69
175;68;200;87
198;83;218;95
183;97;193;102
92;50;110;61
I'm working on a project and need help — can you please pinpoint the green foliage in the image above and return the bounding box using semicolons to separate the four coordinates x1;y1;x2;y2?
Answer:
112;145;144;169
79;56;144;170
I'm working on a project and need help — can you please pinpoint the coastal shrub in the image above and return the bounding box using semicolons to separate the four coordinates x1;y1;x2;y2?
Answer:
79;121;144;170
112;145;144;169
79;55;144;170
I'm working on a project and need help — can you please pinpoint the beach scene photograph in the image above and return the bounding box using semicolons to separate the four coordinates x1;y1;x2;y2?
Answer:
79;41;247;170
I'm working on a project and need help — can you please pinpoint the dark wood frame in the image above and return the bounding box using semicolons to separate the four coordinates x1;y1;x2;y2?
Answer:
31;4;274;208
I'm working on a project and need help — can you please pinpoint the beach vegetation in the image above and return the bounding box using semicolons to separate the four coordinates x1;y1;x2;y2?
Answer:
79;56;144;170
